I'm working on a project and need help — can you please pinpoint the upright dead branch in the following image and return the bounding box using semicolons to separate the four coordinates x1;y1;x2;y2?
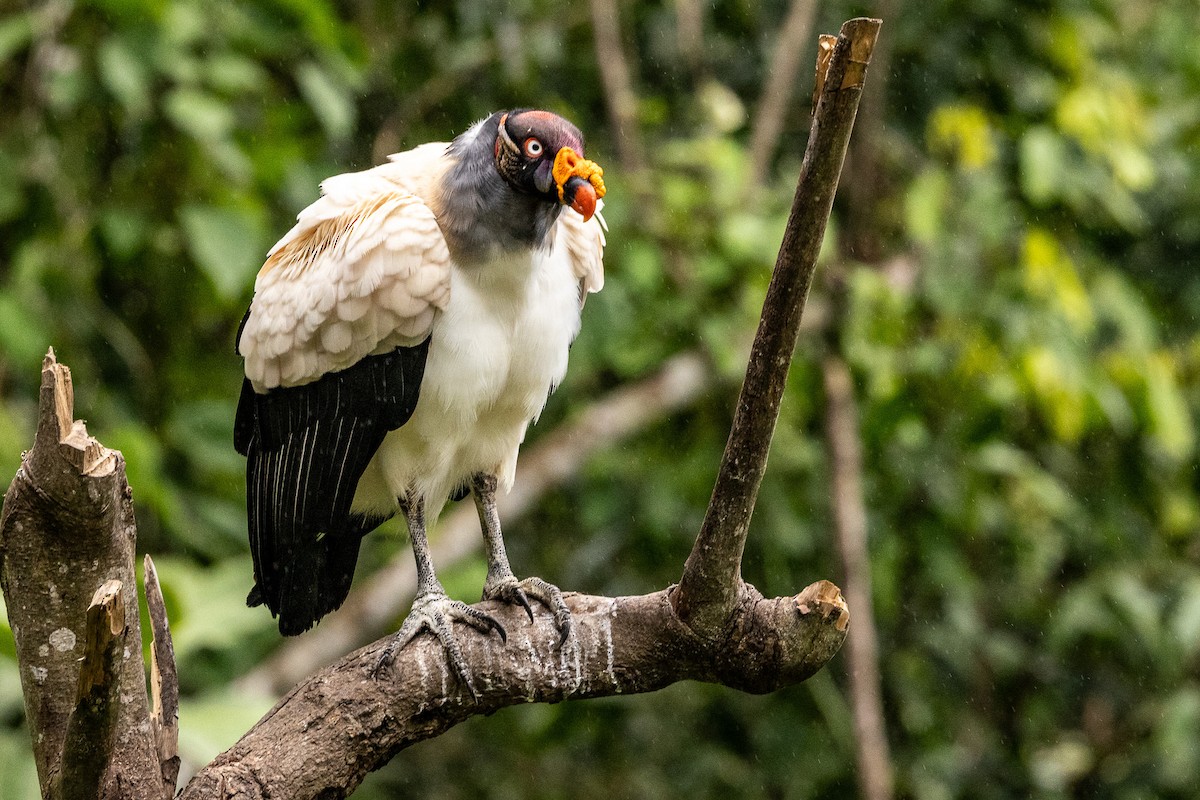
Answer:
0;350;168;798
674;18;882;635
56;580;125;800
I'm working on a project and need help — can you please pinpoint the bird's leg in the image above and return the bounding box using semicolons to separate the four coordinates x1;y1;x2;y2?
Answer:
472;472;572;645
372;491;505;698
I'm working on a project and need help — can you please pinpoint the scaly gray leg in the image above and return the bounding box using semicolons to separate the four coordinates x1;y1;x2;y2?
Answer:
372;492;505;698
473;472;572;645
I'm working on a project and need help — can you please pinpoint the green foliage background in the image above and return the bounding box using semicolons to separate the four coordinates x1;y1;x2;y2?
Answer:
1;0;1198;797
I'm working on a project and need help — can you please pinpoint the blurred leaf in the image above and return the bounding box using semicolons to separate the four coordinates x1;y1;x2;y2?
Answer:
1155;688;1200;789
98;208;148;260
0;292;50;367
98;38;152;119
697;81;746;135
151;556;272;659
0;731;39;800
904;167;948;245
204;53;269;94
0;149;22;223
1143;350;1193;460
178;691;275;775
179;204;268;300
296;61;356;142
1171;578;1200;658
927;103;996;170
1019;126;1067;205
164;88;235;143
105;423;182;524
0;12;34;64
1021;227;1094;333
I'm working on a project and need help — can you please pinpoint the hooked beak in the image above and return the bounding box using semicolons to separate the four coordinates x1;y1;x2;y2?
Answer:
553;147;606;222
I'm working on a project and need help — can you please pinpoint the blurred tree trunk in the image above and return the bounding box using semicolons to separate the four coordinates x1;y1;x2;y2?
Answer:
588;0;647;174
840;0;899;263
747;0;819;188
823;355;895;800
823;5;901;794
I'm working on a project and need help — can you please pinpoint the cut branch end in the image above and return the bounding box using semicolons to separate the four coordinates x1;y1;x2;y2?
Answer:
796;579;850;633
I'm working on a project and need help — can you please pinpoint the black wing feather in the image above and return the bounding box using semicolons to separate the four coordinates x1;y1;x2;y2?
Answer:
237;339;430;635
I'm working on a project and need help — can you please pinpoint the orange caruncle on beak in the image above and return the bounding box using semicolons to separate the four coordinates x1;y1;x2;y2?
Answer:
553;147;606;222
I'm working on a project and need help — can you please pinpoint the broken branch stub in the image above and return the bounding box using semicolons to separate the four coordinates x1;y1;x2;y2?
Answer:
145;554;181;795
0;350;166;798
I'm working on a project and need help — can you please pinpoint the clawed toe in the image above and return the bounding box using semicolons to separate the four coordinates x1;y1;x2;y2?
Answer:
371;591;506;698
484;575;572;645
485;578;534;622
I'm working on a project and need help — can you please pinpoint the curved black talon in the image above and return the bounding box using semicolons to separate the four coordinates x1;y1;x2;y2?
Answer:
509;587;535;623
555;620;570;648
483;574;573;646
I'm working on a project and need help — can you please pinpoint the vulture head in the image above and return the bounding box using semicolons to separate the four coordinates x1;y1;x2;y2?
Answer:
492;109;607;222
437;109;607;260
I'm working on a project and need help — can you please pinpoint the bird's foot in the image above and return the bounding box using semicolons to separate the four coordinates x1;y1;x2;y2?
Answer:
371;590;506;699
484;575;572;646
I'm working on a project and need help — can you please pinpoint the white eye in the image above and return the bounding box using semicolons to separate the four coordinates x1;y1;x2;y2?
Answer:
523;138;543;158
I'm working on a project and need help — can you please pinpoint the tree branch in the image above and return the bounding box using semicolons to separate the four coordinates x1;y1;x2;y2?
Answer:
235;351;713;697
673;18;882;635
183;583;847;799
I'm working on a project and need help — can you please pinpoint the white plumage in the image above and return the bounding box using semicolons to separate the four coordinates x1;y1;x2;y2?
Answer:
357;214;596;516
240;136;605;510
